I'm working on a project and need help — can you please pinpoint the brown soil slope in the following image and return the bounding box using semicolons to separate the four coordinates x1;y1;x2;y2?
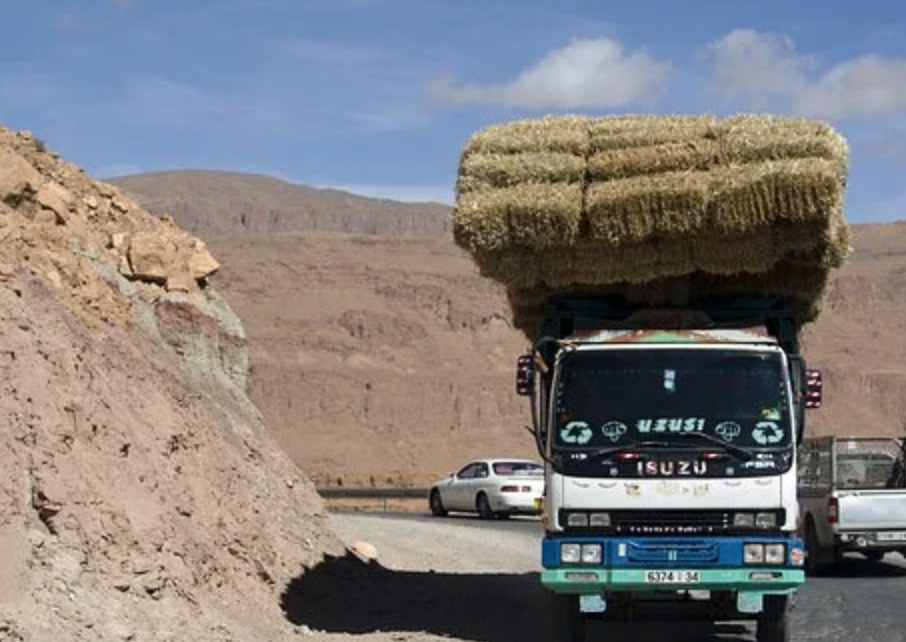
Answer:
1;132;340;641
114;171;906;487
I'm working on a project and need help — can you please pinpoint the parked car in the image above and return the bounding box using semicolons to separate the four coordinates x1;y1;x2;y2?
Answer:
799;436;906;572
429;458;544;519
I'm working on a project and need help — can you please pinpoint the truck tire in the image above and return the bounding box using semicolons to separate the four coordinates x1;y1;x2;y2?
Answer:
429;490;447;517
476;493;494;520
804;521;824;576
756;595;790;642
549;594;586;642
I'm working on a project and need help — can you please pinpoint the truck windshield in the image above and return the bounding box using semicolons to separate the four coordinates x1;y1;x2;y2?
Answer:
552;348;791;451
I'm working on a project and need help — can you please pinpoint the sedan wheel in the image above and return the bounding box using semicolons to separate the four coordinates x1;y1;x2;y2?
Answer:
429;490;447;517
476;492;494;519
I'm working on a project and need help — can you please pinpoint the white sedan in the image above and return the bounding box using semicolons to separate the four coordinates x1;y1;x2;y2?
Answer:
429;458;545;519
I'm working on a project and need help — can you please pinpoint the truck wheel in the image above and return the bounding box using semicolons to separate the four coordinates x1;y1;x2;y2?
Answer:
549;595;586;642
429;490;447;517
476;493;494;520
756;595;790;642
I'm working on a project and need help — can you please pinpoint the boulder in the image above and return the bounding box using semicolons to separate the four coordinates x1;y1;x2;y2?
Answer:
0;148;41;206
128;233;177;283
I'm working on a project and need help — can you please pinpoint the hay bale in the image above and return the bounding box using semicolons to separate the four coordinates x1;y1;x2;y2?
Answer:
457;152;586;193
451;114;850;337
719;114;849;165
453;183;583;253
463;115;590;155
588;115;720;152
589;140;720;180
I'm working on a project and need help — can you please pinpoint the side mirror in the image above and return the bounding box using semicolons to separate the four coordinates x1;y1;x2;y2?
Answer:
516;353;534;396
805;369;823;409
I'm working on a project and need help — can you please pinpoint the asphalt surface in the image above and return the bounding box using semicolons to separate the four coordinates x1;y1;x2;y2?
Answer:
326;511;906;641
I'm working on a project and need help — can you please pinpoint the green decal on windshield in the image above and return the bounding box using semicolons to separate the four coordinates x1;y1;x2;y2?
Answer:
560;421;593;445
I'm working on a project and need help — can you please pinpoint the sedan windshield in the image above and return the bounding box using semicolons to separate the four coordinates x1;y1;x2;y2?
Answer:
552;348;791;451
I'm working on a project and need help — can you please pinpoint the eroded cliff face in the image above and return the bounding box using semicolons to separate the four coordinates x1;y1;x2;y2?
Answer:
0;125;342;642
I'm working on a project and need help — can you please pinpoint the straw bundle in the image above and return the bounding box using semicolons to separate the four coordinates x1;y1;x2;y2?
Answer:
451;114;850;337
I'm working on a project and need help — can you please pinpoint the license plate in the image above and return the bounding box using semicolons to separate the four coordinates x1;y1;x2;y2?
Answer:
876;531;906;542
645;570;700;584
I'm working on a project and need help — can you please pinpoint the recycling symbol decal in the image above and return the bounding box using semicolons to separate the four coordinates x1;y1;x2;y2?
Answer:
560;421;593;445
752;421;784;446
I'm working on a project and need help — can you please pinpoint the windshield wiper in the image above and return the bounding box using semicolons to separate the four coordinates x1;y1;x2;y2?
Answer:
664;432;754;461
577;440;674;462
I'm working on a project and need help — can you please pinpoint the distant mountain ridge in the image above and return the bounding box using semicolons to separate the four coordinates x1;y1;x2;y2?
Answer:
112;170;452;237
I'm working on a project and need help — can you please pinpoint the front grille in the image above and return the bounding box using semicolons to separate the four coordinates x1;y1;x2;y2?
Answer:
610;510;732;535
627;540;720;564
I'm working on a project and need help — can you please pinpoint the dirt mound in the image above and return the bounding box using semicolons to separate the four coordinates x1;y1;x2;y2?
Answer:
0;125;342;641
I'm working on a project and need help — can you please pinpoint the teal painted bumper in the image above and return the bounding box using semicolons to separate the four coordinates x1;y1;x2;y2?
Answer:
541;567;804;595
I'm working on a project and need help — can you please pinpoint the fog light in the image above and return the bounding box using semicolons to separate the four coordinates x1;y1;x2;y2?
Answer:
756;512;778;529
765;544;786;565
744;543;765;564
590;513;611;527
561;543;581;564
856;537;868;549
734;513;755;528
581;544;603;564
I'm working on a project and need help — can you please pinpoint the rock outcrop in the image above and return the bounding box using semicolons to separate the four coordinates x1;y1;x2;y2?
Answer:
0;124;341;641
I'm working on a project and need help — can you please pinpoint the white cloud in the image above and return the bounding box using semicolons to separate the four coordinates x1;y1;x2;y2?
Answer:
707;29;812;107
707;30;906;119
427;37;671;109
795;56;906;119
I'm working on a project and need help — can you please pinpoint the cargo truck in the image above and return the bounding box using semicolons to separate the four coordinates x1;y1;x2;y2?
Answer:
516;294;823;642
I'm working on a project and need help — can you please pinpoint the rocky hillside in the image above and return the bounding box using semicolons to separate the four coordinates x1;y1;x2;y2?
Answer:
0;128;341;641
113;171;451;238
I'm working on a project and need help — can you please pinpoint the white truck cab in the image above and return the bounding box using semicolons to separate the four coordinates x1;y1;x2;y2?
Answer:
516;295;822;642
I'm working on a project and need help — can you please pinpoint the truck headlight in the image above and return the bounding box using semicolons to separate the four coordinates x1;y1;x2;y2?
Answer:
734;513;755;528
756;512;778;529
561;543;581;564
744;543;765;564
764;544;786;565
589;512;611;527
581;544;603;564
565;513;589;528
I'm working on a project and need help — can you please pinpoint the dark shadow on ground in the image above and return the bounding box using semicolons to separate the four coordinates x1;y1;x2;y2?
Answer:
280;553;755;642
815;553;906;579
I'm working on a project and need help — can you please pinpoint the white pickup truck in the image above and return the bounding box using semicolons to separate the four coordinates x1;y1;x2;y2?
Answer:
798;436;906;572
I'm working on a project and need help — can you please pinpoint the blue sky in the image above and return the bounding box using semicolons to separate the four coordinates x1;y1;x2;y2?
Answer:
2;0;906;222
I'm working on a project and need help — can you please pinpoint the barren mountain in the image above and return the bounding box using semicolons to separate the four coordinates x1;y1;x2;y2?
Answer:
114;171;906;488
113;170;451;237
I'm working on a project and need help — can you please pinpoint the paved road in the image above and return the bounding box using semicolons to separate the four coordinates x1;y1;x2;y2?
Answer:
318;511;906;641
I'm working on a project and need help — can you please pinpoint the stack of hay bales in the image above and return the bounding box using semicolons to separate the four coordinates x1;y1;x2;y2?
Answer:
452;114;850;337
